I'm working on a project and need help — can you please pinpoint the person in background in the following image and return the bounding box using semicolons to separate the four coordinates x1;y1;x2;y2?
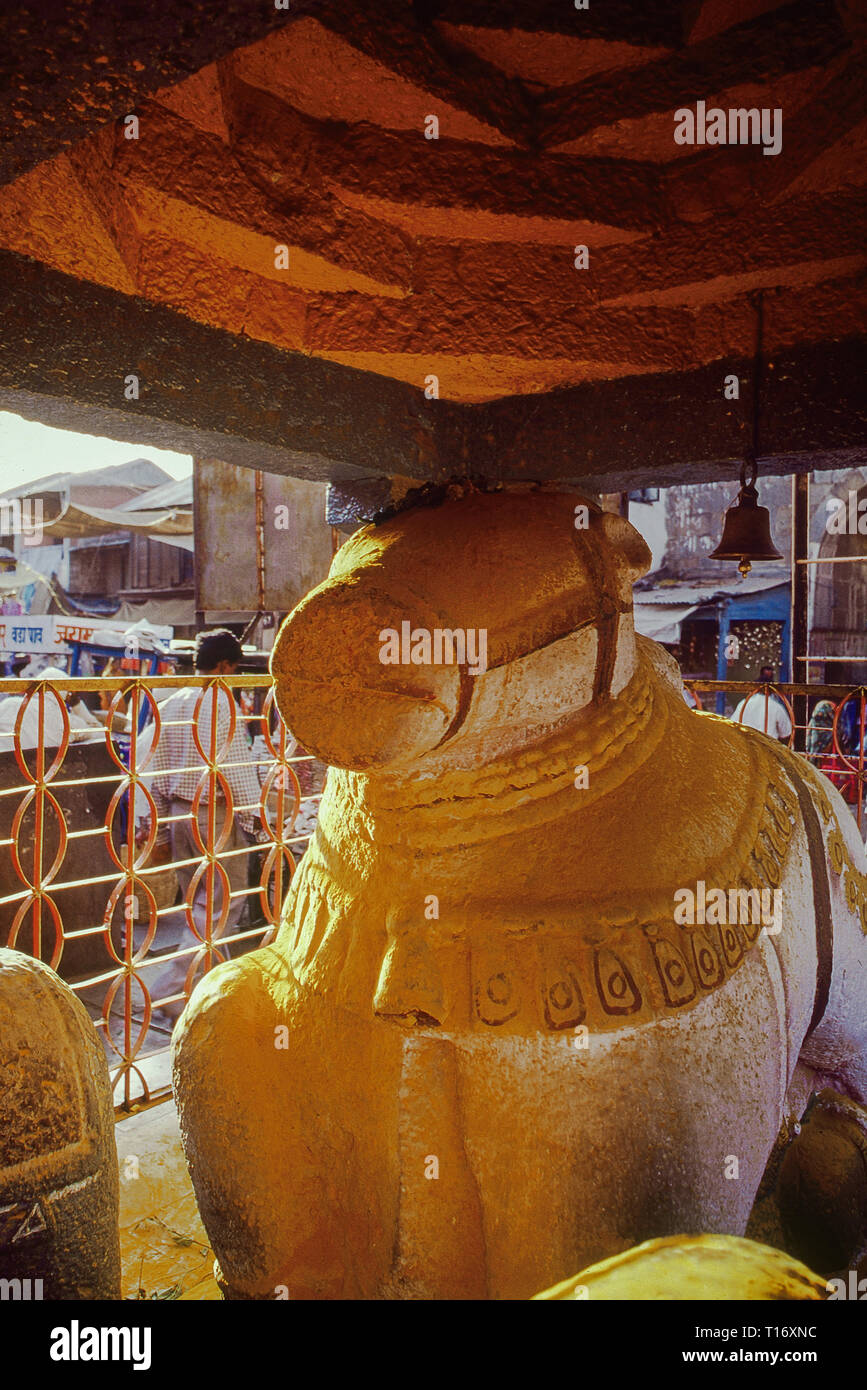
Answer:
729;664;792;742
807;699;837;762
0;592;22;675
0;664;102;750
130;686;178;843
808;698;859;806
98;656;128;721
147;629;270;936
0;653;29;699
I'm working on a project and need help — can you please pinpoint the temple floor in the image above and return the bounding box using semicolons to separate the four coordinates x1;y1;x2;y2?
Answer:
115;1096;220;1301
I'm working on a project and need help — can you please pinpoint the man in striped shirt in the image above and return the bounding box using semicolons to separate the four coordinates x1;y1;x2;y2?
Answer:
148;629;267;939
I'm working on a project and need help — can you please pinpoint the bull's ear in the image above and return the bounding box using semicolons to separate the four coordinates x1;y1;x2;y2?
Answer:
594;511;652;600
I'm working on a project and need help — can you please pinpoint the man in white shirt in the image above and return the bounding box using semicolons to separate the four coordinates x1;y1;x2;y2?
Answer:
730;665;793;742
0;665;103;751
147;630;269;939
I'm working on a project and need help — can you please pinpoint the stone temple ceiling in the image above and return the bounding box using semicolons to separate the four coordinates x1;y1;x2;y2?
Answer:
0;0;865;490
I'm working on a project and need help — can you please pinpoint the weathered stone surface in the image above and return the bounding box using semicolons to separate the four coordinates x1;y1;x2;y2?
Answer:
0;0;864;477
0;0;303;186
536;0;849;149
174;488;867;1299
1;250;865;492
0;250;439;486
0;947;120;1299
474;337;867;490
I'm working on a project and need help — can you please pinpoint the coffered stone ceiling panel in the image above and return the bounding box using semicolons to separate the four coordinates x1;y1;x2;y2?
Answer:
0;0;864;487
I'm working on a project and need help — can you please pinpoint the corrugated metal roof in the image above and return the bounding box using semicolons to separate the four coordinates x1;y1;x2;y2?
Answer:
635;575;789;606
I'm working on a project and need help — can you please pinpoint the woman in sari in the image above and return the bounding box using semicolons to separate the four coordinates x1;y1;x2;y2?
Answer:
807;699;859;806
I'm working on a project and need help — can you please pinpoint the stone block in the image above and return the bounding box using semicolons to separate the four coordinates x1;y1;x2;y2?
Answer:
0;947;121;1299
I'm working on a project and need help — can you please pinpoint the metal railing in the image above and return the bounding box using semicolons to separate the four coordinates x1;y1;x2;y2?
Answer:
0;674;322;1112
1;673;862;1115
685;679;866;832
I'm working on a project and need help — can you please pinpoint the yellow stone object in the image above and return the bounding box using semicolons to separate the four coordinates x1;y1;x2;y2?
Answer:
533;1234;827;1301
173;488;867;1300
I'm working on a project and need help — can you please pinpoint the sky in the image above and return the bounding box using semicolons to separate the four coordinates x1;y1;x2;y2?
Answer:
0;413;193;490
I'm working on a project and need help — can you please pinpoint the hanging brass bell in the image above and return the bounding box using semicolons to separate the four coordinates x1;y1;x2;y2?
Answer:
709;459;782;577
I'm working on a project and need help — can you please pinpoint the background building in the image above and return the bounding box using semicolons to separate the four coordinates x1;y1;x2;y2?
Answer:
628;466;867;701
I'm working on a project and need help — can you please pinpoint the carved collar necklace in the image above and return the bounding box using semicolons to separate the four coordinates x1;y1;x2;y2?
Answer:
336;659;664;840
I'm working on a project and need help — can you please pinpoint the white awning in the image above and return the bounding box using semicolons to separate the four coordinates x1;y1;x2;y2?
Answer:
41;502;193;541
633;602;700;644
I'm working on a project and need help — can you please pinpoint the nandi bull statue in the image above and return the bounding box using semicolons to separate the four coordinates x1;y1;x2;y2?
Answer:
173;486;867;1299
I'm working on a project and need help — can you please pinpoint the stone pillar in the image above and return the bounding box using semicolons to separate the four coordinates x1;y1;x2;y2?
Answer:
0;947;121;1299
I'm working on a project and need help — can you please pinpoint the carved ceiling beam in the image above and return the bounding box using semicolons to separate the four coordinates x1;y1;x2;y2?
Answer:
103;103;415;295
1;250;864;493
664;48;867;216
314;0;536;149
475;335;867;489
303;269;867;373
0;0;311;185
427;0;686;47
536;0;850;149
403;187;867;306
221;71;666;234
0;249;440;482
